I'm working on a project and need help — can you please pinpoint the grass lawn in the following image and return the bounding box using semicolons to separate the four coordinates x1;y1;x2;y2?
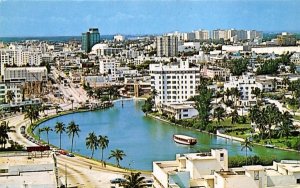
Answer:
254;136;300;149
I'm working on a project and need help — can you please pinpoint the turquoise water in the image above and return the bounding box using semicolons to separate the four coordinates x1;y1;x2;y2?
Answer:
37;99;300;171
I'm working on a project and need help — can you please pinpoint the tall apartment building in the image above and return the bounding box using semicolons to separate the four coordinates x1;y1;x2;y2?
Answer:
0;49;42;67
156;35;178;57
212;30;228;40
194;30;210;40
99;58;116;81
149;61;200;106
81;28;101;53
247;30;263;40
277;32;297;46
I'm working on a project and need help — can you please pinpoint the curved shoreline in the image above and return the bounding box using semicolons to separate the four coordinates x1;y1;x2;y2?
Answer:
147;113;300;154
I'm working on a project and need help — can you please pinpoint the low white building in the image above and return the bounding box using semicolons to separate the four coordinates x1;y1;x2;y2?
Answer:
252;46;300;55
114;34;125;41
153;149;228;188
291;52;300;65
91;43;122;57
0;154;58;187
224;73;261;107
3;66;48;83
153;149;300;188
200;66;230;79
161;101;198;120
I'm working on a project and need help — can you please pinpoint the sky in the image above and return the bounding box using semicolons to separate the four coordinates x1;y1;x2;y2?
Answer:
0;0;300;37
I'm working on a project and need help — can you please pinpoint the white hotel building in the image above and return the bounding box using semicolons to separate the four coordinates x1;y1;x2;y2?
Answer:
99;58;116;81
149;61;200;106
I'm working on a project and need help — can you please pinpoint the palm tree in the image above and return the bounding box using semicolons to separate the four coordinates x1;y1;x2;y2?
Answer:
251;87;261;101
55;122;65;149
98;135;109;162
230;87;240;107
66;121;81;153
87;89;94;99
70;99;74;111
121;172;146;188
0;121;14;149
6;90;15;104
213;106;226;126
282;76;290;89
54;105;61;114
224;88;231;102
24;105;40;125
37;128;42;141
249;105;260;123
264;104;281;139
41;126;53;145
230;109;239;124
278;111;294;139
85;131;98;159
151;88;158;110
109;149;126;167
241;137;253;165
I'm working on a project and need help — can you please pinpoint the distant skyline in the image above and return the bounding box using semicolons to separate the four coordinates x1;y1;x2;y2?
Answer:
0;0;300;37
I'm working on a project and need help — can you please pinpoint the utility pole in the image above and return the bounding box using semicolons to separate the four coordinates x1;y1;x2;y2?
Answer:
65;164;67;188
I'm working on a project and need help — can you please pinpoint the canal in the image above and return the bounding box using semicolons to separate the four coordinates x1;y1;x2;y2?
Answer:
37;99;300;171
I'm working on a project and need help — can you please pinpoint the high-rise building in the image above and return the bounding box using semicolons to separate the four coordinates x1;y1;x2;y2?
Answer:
81;28;101;53
149;60;200;106
156;35;178;57
277;32;296;46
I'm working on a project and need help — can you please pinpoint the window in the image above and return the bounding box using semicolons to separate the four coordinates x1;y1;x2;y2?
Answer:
220;153;224;161
254;171;259;180
297;179;300;184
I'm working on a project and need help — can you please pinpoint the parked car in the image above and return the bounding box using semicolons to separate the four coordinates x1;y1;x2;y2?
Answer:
143;179;153;187
67;153;75;157
58;150;68;155
110;178;126;184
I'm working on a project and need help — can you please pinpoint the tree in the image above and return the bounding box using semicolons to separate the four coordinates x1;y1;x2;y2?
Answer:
251;87;261;101
150;88;158;110
66;121;81;153
54;105;61;114
121;172;146;188
213;107;226;126
0;121;14;149
41;126;53;145
282;76;290;89
224;88;231;102
70;99;74;111
277;111;294;139
98;135;109;162
55;122;65;149
264;104;281;139
6;90;15;104
24;105;40;125
109;149;126;167
241;137;253;165
249;105;260;123
141;98;153;116
85;131;98;159
230;87;240;107
87;89;94;99
230;109;239;124
193;79;213;130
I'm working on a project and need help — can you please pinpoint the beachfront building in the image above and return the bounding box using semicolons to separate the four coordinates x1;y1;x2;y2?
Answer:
91;43;122;57
153;149;228;188
81;28;101;53
149;60;200;107
156;35;178;57
114;34;125;42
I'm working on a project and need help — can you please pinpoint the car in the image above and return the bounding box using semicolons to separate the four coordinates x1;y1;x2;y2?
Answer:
110;178;126;184
67;153;75;157
58;150;68;155
143;179;153;187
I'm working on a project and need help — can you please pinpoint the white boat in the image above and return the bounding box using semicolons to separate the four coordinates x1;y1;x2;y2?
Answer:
264;144;275;148
173;134;197;145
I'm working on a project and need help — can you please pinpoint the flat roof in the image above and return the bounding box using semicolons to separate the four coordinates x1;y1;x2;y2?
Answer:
243;165;265;171
0;155;53;168
0;171;56;187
